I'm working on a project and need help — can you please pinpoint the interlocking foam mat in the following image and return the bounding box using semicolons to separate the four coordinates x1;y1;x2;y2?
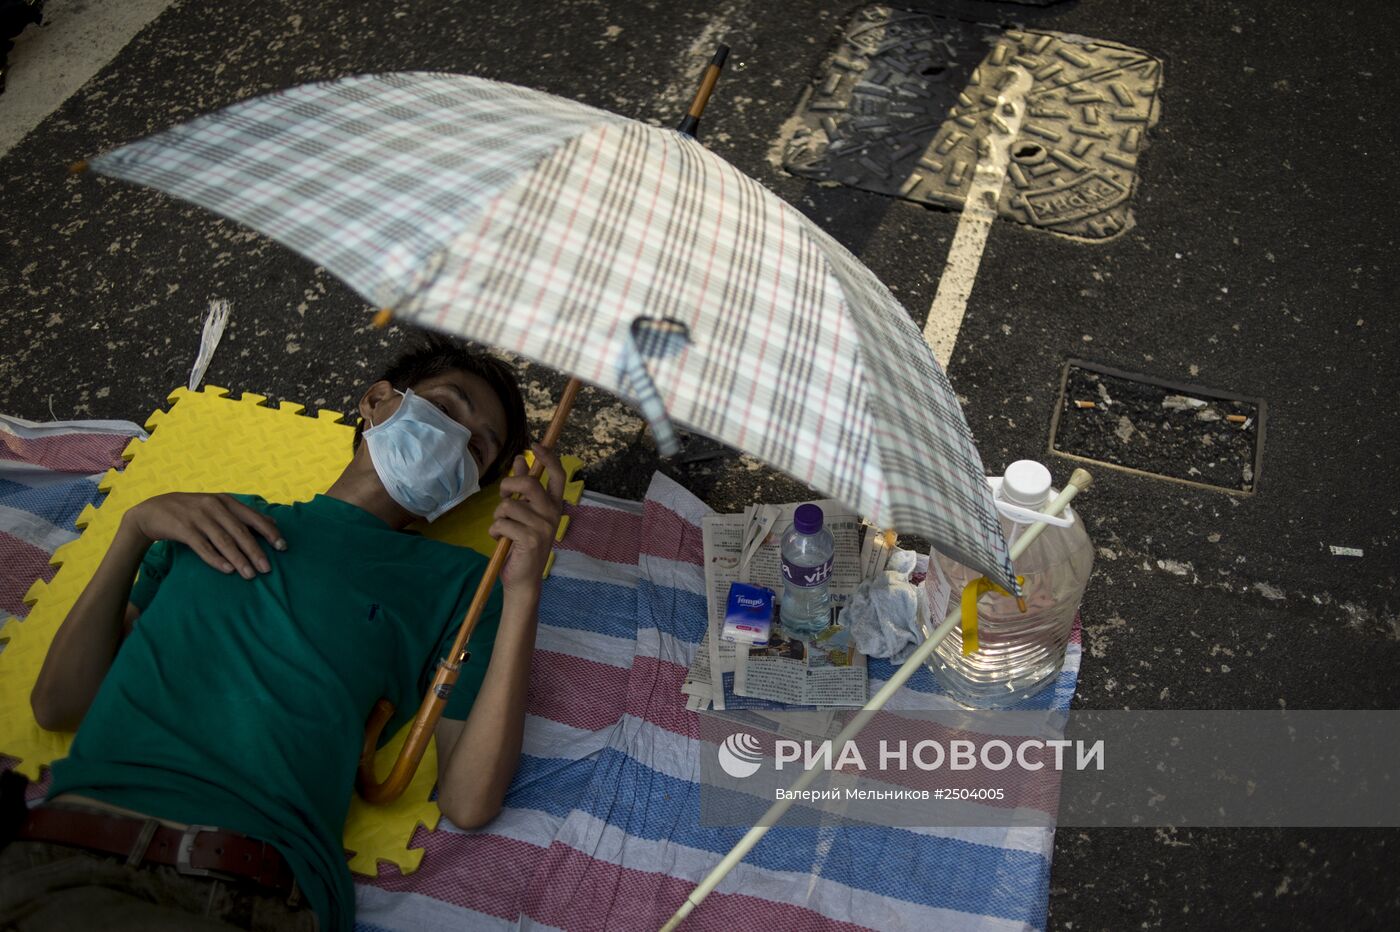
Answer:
0;385;583;876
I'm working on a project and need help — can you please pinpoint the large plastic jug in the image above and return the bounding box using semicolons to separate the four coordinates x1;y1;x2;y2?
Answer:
925;460;1094;708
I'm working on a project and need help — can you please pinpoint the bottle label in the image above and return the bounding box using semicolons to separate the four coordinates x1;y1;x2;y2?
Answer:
782;555;833;588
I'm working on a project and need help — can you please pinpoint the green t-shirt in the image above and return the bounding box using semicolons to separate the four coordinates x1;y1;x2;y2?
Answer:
48;493;503;932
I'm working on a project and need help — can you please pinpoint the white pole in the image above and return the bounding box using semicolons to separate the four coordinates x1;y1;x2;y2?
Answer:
659;469;1094;932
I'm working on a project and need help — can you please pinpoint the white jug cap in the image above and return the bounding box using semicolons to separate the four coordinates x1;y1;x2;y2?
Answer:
1002;460;1052;507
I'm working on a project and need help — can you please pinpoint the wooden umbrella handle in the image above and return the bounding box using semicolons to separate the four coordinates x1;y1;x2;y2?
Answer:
356;377;583;804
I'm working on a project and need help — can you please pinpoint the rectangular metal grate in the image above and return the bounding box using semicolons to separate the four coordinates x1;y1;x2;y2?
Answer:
1049;360;1266;493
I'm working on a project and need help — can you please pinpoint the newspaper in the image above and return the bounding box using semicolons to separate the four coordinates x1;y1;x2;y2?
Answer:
680;514;740;711
733;607;867;707
683;501;868;710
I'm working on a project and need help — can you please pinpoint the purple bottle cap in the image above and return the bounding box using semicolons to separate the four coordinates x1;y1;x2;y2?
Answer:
793;503;824;535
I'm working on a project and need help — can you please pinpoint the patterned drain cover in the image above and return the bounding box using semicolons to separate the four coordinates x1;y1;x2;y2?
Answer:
783;5;1163;241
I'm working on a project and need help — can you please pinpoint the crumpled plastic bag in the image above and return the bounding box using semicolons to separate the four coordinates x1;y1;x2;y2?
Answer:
848;549;929;662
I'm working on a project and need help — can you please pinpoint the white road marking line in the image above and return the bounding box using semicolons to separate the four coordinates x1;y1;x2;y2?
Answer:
923;66;1033;368
0;0;177;157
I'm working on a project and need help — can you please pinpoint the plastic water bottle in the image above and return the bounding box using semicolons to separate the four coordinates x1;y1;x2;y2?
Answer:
925;461;1094;708
780;504;835;639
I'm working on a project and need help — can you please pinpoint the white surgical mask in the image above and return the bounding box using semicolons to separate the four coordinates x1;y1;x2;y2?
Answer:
363;388;480;522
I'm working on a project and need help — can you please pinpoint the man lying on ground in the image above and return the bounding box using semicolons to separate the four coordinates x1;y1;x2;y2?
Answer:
3;336;562;932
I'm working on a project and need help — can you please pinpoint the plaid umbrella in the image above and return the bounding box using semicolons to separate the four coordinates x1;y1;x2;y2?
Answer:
89;71;1016;591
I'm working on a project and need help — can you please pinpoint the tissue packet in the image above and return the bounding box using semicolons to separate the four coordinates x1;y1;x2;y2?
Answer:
721;582;775;646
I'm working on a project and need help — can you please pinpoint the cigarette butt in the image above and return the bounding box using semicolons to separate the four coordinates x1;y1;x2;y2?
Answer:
1226;414;1248;424
1074;400;1097;409
371;308;394;329
1015;596;1029;613
68;159;89;174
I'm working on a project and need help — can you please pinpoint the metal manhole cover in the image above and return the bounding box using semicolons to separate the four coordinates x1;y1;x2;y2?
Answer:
1049;361;1266;493
783;5;1163;240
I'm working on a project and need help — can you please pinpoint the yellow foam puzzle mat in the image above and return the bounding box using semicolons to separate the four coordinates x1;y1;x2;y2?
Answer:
0;385;584;877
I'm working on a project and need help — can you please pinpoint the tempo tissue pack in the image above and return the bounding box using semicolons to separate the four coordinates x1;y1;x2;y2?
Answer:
721;582;775;645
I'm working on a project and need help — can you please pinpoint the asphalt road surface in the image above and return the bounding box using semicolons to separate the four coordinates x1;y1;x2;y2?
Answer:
1;0;1396;928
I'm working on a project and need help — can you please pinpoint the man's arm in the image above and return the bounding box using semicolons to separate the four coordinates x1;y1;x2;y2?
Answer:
30;493;284;732
432;588;539;829
30;520;151;731
435;445;564;829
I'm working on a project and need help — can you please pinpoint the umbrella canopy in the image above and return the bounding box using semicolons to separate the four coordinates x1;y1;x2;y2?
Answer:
91;72;1016;590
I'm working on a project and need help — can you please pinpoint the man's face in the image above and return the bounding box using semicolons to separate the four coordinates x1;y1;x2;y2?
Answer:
361;369;510;480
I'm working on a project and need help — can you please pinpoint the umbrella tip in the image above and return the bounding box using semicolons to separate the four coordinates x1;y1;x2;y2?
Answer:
371;308;394;329
68;159;89;175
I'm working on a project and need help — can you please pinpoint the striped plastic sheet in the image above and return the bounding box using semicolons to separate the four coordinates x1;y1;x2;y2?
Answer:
355;474;1080;931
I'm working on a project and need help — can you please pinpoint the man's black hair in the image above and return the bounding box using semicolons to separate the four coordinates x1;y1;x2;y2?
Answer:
352;334;528;486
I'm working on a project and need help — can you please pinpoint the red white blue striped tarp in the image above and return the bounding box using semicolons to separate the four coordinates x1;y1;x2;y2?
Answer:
355;474;1082;932
0;415;147;621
